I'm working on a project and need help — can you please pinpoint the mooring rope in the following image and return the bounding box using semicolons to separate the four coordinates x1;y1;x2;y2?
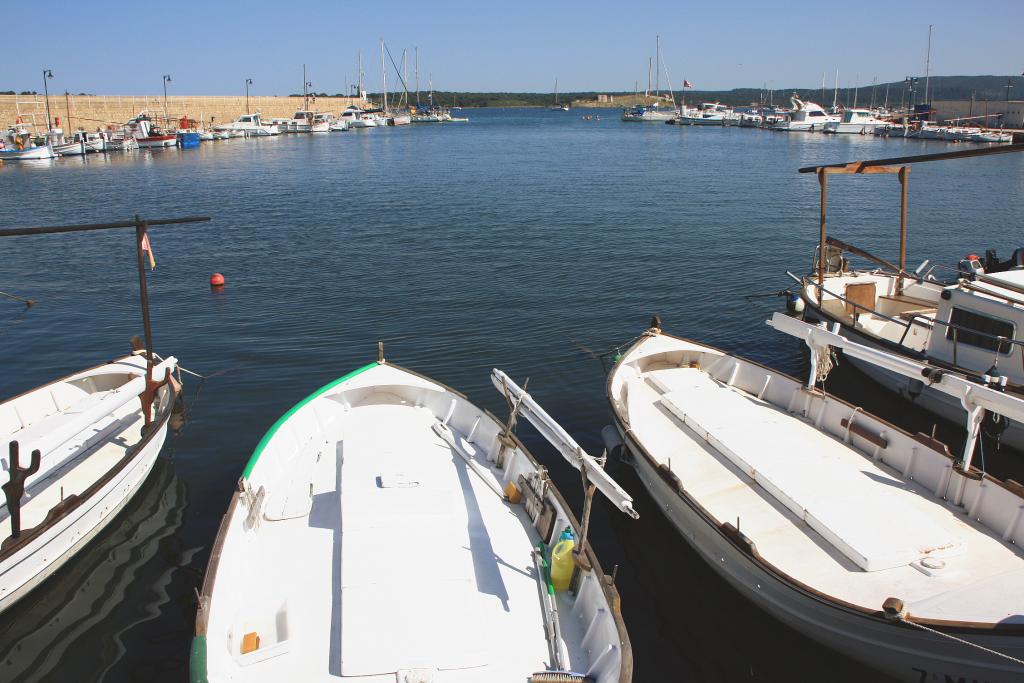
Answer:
814;342;837;385
0;290;35;307
898;616;1024;667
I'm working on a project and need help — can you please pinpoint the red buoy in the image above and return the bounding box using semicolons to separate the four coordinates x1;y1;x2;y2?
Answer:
209;272;225;287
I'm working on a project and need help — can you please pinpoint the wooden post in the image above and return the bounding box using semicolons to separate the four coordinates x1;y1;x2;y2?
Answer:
818;168;828;291
897;166;910;295
134;215;155;374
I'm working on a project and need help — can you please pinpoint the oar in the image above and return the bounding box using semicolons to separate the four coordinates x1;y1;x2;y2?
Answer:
531;545;565;671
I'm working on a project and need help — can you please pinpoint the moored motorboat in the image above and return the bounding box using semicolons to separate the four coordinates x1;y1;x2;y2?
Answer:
772;95;840;132
191;358;634;683
214;113;279;137
794;145;1024;450
607;313;1024;682
822;108;890;134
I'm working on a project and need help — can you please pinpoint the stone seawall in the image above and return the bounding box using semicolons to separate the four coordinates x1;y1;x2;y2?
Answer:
1;94;366;132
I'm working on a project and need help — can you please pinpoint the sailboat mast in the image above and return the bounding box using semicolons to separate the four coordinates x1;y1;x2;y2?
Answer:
415;47;420;105
400;49;407;108
646;58;651;97
924;24;933;104
655;34;660;96
833;68;839;109
380;40;387;113
303;63;308;110
821;72;826;104
853;74;859;108
884;82;890;109
358;50;363;98
870;77;877;109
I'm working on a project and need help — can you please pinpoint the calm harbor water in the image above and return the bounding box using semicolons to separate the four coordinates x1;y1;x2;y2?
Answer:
1;109;1023;682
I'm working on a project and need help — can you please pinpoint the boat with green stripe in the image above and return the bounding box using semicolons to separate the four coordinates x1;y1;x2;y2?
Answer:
192;357;634;683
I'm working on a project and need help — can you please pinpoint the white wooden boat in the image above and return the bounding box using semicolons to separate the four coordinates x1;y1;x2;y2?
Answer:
0;215;208;615
52;131;107;156
328;119;349;131
0;126;56;160
192;359;633;683
972;130;1013;143
795;145;1024;450
0;353;180;613
607;313;1024;682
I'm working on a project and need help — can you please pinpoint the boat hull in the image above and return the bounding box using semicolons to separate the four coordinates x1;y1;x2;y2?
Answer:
823;122;882;134
0;362;177;614
0;424;168;613
612;413;1024;683
0;146;56;160
136;136;177;148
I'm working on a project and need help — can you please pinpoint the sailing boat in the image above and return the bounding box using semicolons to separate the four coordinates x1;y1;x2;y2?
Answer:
191;356;635;682
549;79;569;111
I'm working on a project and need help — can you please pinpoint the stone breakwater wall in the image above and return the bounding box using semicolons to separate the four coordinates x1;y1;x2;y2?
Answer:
1;94;366;131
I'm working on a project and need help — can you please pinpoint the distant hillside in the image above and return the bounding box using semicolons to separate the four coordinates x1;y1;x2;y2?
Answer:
366;75;1024;108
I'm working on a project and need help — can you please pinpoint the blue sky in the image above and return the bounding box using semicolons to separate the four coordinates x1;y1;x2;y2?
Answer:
2;1;1021;95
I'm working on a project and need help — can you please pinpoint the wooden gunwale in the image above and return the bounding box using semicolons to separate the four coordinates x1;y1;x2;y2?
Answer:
0;378;177;561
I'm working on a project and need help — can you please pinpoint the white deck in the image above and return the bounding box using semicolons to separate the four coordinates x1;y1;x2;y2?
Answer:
623;357;1024;623
0;405;143;538
229;402;588;681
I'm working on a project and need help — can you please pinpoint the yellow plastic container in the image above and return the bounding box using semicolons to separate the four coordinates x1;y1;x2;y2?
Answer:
550;538;576;592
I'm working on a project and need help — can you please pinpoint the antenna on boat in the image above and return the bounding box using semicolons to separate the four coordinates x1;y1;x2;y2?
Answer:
491;370;639;572
377;341;385;364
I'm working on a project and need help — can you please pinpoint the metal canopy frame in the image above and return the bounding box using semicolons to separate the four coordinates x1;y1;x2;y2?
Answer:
0;214;211;425
799;143;1024;296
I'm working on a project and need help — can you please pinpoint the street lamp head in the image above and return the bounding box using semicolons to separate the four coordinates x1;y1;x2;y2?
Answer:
246;78;254;85
44;69;53;79
164;74;172;83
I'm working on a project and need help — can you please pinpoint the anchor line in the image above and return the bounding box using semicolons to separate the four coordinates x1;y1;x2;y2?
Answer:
899;616;1024;667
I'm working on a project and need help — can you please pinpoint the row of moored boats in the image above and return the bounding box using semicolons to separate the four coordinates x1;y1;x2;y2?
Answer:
0;105;467;161
622;94;1014;142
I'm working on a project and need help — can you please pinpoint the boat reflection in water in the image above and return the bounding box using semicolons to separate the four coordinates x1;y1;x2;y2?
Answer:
0;458;188;682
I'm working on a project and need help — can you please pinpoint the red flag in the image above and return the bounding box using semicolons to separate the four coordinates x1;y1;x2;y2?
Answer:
141;233;156;270
683;80;694;88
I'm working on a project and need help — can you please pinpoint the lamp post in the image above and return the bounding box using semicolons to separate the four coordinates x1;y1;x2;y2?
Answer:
42;69;54;132
162;74;172;121
245;78;253;114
